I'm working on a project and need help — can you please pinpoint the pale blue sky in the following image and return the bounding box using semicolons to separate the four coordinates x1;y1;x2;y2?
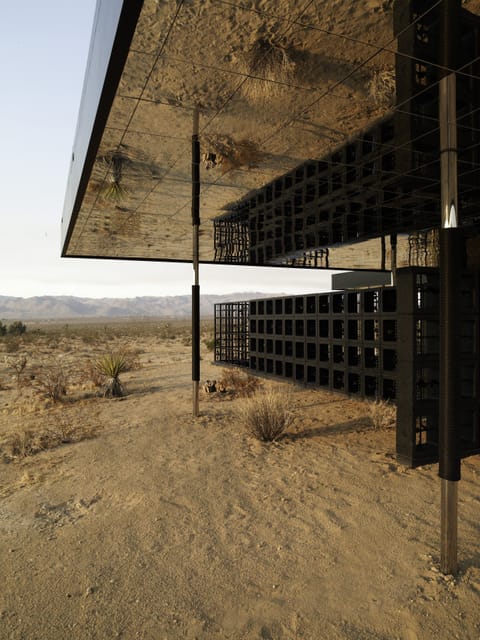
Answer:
0;1;340;299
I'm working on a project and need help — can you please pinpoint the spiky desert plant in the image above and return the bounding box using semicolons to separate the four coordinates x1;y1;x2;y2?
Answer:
102;154;127;201
95;353;128;398
238;388;294;442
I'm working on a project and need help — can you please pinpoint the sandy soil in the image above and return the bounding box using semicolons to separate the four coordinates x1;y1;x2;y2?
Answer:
1;321;479;639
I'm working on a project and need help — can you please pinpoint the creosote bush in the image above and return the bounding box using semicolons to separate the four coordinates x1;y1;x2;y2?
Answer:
239;388;294;442
6;355;28;387
218;368;262;397
95;353;128;397
33;362;68;402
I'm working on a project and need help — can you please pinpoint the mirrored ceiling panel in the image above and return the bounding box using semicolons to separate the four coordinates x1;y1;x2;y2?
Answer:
62;0;480;271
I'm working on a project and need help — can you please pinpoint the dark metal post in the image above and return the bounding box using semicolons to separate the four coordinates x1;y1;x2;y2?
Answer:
438;0;461;575
192;109;200;417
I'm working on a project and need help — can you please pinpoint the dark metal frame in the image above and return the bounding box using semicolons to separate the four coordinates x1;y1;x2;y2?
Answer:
214;266;480;467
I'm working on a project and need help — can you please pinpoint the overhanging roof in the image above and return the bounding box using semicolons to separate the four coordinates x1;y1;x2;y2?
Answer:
61;0;480;271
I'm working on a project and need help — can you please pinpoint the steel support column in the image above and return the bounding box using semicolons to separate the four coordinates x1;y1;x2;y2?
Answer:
438;0;461;576
192;109;200;417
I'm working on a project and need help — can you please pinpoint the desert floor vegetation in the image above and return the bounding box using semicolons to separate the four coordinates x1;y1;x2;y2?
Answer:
1;318;480;640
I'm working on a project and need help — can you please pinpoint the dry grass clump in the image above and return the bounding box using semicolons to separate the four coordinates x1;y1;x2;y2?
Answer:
238;388;294;442
241;36;296;100
1;422;99;460
367;398;397;430
368;68;396;107
218;368;262;397
202;135;264;174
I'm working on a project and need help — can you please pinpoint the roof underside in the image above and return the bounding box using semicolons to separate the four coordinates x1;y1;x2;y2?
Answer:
61;0;480;271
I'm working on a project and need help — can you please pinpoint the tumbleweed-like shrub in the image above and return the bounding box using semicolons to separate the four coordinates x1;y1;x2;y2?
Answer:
241;36;295;100
238;388;294;442
33;362;68;403
95;353;128;398
218;368;262;397
368;68;396;107
367;398;397;430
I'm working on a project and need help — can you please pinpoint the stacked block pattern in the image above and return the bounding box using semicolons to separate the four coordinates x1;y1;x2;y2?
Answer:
245;288;398;400
215;267;480;466
214;302;249;366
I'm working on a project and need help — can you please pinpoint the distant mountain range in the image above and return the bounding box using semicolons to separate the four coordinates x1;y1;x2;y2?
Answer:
0;293;272;320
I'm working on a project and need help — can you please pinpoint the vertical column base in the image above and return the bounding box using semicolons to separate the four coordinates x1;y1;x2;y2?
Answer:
440;478;458;575
193;380;199;418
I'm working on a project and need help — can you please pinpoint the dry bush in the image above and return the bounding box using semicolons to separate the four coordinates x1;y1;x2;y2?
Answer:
218;368;262;397
367;399;397;430
33;362;68;402
238;388;294;442
203;135;264;174
83;361;105;389
368;68;396;107
1;422;99;460
241;36;296;100
6;355;28;386
3;337;21;353
203;335;215;351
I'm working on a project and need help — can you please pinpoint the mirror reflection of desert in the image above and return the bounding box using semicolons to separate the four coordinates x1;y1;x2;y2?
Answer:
1;319;479;640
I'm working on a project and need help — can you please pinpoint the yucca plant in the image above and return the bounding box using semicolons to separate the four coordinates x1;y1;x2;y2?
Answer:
95;353;128;398
102;154;127;201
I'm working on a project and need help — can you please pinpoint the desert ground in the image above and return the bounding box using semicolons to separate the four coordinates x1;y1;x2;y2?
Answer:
0;319;479;640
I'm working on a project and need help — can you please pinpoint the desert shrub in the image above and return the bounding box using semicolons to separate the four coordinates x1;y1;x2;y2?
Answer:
0;321;6;336
1;422;99;460
3;337;21;353
367;399;397;430
218;368;262;397
83;361;105;388
203;135;264;173
239;389;294;442
95;353;128;397
368;68;396;107
34;362;68;402
6;355;28;387
8;320;27;335
241;36;295;100
203;335;215;351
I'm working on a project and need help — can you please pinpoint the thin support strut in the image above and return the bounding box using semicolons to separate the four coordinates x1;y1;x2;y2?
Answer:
192;108;200;417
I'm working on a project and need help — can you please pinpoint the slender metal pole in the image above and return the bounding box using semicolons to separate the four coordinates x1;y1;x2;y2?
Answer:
438;0;461;576
192;108;200;417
